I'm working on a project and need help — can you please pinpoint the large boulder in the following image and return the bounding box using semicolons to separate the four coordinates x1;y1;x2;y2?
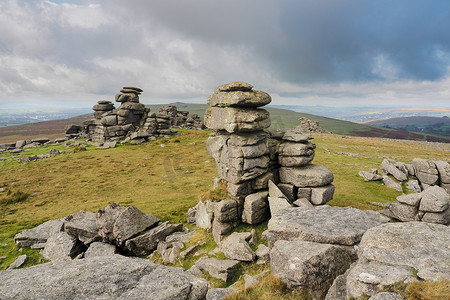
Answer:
112;206;160;246
0;256;208;300
279;165;334;187
204;107;270;133
267;206;390;247
42;232;85;261
358;222;450;282
412;158;439;185
419;185;449;213
125;221;183;256
270;240;352;299
63;211;99;244
96;203;127;243
14;219;64;247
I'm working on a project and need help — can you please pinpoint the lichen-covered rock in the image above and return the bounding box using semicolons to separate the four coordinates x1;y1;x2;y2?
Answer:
42;232;85;261
381;159;408;182
221;232;256;262
207;90;271;108
14;219;64;247
267;206;389;247
204;107;270;133
84;242;118;258
270;240;352;299
279;165;334;187
63;210;99;244
0;256;208;300
419;185;449;212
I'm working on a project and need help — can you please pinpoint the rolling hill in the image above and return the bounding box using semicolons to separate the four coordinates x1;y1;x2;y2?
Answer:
1;103;450;143
365;116;450;137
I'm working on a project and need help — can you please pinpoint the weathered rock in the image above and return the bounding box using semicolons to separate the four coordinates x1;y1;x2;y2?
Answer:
208;90;271;108
113;206;160;246
195;257;240;282
255;244;270;264
412;158;439;185
0;256;208;300
242;191;269;224
325;272;348;300
270;240;352;299
368;292;404;300
15;140;27;148
84;242;118;258
42;232;85;261
268;179;287;198
419;185;449;212
434;160;450;187
381;159;408;182
63;211;99;244
268;197;292;216
125;221;183;256
293;198;314;208
282;129;313;142
206;288;236;300
195;201;216;229
346;261;417;299
221;232;256;262
278;142;315;156
298;187;313;202
279;165;334;187
406;179;421;193
359;171;383;181
310;184;335;205
96;203;127;243
215;81;253;92
278;154;315;167
277;183;296;202
7;255;27;270
212;218;238;245
243;274;259;289
214;200;239;223
421;209;450;224
396;193;422;206
31;137;50;144
387;202;418;222
382;175;403;192
267;206;390;247
358;222;450;282
14;219;64;247
204;107;270;133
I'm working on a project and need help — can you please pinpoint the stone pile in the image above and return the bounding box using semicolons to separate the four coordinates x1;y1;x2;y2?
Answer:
361;158;450;193
297;117;329;133
275;129;335;206
386;185;450;224
14;203;185;260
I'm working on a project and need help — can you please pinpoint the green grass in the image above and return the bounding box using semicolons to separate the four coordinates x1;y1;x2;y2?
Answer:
0;128;449;299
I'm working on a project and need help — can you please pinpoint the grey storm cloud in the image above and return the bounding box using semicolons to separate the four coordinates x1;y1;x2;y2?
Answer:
1;0;450;107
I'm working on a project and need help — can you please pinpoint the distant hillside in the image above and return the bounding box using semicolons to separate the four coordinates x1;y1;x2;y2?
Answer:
1;103;450;143
365;116;450;137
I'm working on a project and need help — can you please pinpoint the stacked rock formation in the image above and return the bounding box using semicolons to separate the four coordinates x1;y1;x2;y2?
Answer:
276;129;335;206
205;81;273;198
297;117;329;133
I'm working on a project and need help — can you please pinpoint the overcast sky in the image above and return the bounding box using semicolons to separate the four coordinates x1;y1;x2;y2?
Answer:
1;0;449;109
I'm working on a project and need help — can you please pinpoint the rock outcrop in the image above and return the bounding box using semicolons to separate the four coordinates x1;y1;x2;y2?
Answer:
0;256;208;300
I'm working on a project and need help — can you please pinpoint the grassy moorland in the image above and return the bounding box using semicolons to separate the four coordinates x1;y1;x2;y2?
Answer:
1;129;449;299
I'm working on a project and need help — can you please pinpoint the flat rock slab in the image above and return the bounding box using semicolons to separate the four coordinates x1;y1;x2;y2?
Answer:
358;221;450;282
0;256;207;300
267;206;390;246
270;240;352;299
279;164;333;187
195;257;240;282
14;219;64;247
204;107;270;133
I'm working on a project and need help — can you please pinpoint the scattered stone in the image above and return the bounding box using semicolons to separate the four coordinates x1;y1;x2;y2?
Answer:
382;175;403;192
84;242;118;258
255;244;270;264
42;232;85;261
221;232;256;262
206;288;236;300
180;245;198;259
14;219;64;247
270;240;352;299
7;255;27;270
358;171;383;181
195;257;240;282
